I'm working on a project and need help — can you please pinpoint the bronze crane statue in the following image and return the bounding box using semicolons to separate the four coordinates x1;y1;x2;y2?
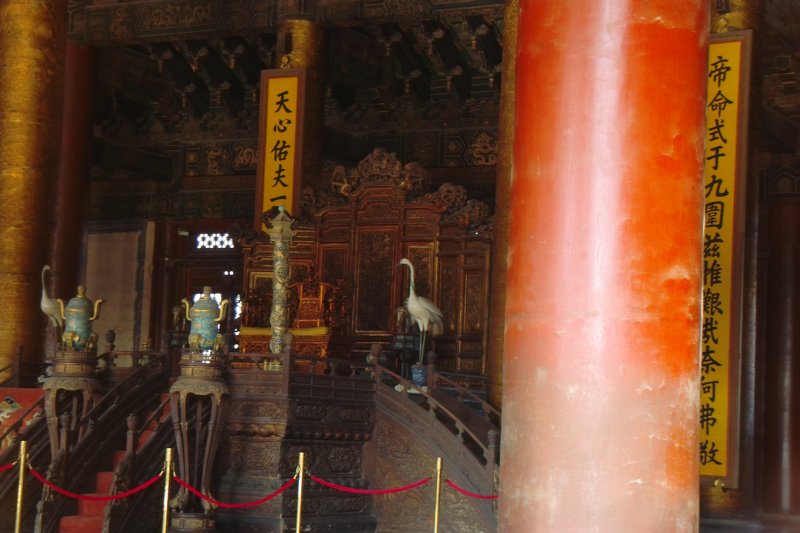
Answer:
40;265;63;330
397;258;443;364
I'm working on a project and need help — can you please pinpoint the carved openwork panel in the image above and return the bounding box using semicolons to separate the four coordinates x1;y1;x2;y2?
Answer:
225;435;283;471
435;223;492;373
371;418;493;533
320;245;347;285
437;257;460;337
405;244;435;306
358;198;402;222
240;148;492;368
463;271;485;335
355;228;397;333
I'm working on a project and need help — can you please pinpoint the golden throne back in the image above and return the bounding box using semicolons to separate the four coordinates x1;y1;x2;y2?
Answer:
238;279;334;357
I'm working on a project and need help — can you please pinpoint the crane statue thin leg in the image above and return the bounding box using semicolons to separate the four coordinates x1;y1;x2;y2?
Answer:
397;258;444;367
418;328;426;367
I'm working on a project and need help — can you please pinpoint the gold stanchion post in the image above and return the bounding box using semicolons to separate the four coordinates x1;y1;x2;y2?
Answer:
434;457;442;533
295;451;305;533
162;447;173;533
14;440;27;533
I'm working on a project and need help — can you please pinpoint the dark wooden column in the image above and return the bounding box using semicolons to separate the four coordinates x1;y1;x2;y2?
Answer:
485;0;517;409
762;200;800;514
152;220;179;354
53;42;94;296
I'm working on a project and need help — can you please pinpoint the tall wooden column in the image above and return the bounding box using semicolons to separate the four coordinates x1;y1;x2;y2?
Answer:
486;0;518;409
53;42;94;297
762;202;800;514
0;0;67;378
499;2;708;531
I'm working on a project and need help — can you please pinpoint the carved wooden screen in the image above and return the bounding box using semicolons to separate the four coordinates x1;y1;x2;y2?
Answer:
435;223;492;373
239;148;493;371
309;182;441;354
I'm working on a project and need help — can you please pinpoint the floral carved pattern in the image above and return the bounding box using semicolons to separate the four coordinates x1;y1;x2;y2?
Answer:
356;230;395;332
292;403;327;421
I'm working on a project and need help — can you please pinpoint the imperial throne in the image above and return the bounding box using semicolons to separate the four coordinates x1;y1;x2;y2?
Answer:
238;275;336;357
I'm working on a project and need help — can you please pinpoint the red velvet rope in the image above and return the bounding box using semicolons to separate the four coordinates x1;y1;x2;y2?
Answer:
0;463;15;473
173;475;296;509
445;479;497;500
310;474;431;495
28;466;162;501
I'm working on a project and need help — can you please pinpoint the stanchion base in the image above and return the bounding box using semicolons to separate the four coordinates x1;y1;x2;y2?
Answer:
169;512;217;532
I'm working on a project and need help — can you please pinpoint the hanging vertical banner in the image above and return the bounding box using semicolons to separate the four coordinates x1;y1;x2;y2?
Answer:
700;31;751;485
255;68;306;229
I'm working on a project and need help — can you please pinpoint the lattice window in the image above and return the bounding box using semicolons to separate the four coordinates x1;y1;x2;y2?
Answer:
193;292;224;305
233;293;242;320
191;291;242;320
195;232;235;249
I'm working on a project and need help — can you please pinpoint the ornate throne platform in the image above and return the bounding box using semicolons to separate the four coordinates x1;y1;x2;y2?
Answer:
237;148;494;373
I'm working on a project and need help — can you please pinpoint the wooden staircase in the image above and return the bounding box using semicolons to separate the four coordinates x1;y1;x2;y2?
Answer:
57;399;168;533
57;459;120;532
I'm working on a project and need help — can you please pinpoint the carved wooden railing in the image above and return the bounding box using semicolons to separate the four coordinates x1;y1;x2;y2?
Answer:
104;396;180;533
433;371;501;428
227;351;291;394
0;396;50;531
289;354;375;399
373;365;498;513
35;353;170;533
222;352;378;532
226;351;375;400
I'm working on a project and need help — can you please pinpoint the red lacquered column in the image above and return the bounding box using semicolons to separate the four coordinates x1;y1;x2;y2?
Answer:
499;2;708;531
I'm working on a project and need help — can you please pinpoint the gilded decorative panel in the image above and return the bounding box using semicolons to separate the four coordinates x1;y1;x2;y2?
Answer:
402;131;441;166
403;223;437;240
321;245;347;285
406;245;434;303
463;271;484;334
457;358;483;374
355;229;396;332
228;399;285;419
459;340;484;356
443;129;499;167
226;436;282;471
184;141;259;177
321;225;350;242
437;257;459;335
358;200;400;221
85;1;276;43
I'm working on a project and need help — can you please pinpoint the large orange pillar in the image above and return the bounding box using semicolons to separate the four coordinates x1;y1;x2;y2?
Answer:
499;2;708;531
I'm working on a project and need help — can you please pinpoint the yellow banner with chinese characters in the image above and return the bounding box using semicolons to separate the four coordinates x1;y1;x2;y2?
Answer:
701;38;746;479
257;70;305;227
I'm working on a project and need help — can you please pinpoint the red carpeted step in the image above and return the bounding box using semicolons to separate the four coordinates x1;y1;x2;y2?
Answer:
112;450;126;467
138;429;154;446
77;495;107;517
146;410;165;430
95;471;115;494
59;515;103;533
